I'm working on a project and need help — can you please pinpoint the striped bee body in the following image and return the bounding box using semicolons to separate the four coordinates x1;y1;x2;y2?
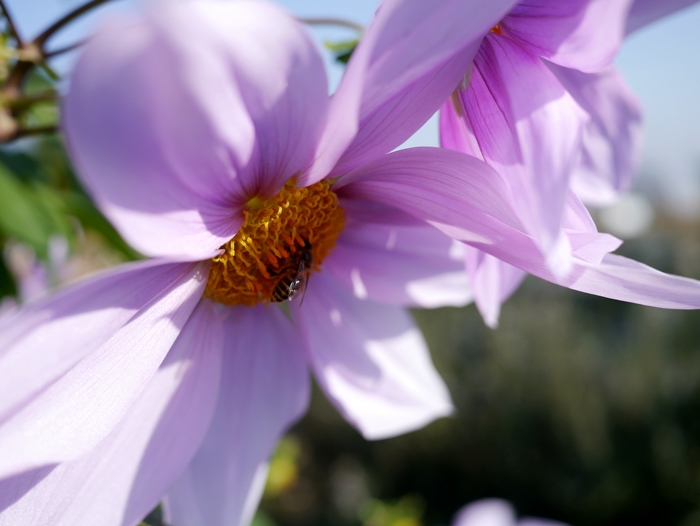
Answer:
271;247;313;303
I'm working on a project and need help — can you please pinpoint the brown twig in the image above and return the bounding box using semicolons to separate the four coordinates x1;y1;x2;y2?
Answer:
3;91;57;110
11;124;58;140
1;60;32;98
0;0;22;45
34;0;119;48
45;39;86;59
0;0;119;143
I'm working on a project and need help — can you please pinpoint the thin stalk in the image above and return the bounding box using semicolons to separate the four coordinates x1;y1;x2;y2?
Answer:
299;17;364;33
37;61;60;81
1;59;32;97
34;0;119;47
0;0;22;45
45;40;85;59
3;91;57;110
11;124;58;140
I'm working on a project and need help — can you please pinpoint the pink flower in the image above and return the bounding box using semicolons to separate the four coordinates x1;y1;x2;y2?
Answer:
441;0;638;274
453;499;567;526
438;0;700;326
0;0;527;524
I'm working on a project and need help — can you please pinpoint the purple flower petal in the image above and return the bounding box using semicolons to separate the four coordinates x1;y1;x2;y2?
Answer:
326;198;471;307
294;272;453;440
449;35;588;274
0;300;223;525
64;1;328;259
551;254;700;309
302;0;519;184
452;499;516;526
343;147;700;309
452;499;566;526
503;0;634;72
464;247;526;328
338;147;526;262
165;305;310;526
626;0;700;34
0;260;207;478
452;499;569;526
549;64;643;206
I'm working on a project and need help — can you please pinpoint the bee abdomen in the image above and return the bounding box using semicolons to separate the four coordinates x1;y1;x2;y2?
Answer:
271;274;295;302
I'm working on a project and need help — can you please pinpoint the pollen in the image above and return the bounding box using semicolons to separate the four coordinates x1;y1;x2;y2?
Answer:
490;24;503;35
204;180;345;306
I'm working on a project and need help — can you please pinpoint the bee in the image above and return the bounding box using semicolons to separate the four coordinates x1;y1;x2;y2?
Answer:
271;245;313;303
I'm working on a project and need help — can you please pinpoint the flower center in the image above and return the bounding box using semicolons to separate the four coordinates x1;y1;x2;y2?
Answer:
204;180;345;306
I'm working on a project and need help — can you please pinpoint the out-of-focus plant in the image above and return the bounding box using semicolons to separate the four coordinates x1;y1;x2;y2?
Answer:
0;0;121;142
0;1;140;305
258;434;427;526
325;39;359;64
360;495;425;526
298;16;361;64
265;436;303;498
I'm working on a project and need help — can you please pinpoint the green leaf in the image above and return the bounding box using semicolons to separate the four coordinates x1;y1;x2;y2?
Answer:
0;138;140;261
23;67;55;94
252;511;278;526
0;162;57;257
35;185;74;239
324;39;358;64
33;136;81;188
0;148;42;184
23;100;58;129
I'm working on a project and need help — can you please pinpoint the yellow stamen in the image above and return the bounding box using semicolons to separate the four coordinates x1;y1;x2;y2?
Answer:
204;180;345;306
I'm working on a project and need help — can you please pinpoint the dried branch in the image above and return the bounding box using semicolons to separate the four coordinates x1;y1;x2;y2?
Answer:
34;0;119;48
0;0;22;45
11;124;58;140
45;39;85;59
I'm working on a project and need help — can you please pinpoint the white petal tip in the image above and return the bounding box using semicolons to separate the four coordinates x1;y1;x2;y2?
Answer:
358;402;455;441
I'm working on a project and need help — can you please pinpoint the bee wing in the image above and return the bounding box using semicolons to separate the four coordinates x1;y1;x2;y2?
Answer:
296;256;312;306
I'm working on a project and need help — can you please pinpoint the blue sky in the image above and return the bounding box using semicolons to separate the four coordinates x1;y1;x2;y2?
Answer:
617;5;700;213
7;0;700;212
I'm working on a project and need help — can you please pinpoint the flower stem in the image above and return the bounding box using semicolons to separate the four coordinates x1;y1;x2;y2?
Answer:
3;91;57;110
45;40;86;59
34;0;120;47
12;124;58;140
0;0;22;45
298;17;364;33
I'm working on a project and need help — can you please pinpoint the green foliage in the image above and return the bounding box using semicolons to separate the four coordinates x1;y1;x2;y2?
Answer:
140;504;165;526
0;136;141;300
265;435;302;497
360;496;425;526
0;147;42;184
252;511;278;526
0;33;14;82
0;161;67;258
0;242;16;298
325;39;358;64
0;137;140;262
20;68;59;129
